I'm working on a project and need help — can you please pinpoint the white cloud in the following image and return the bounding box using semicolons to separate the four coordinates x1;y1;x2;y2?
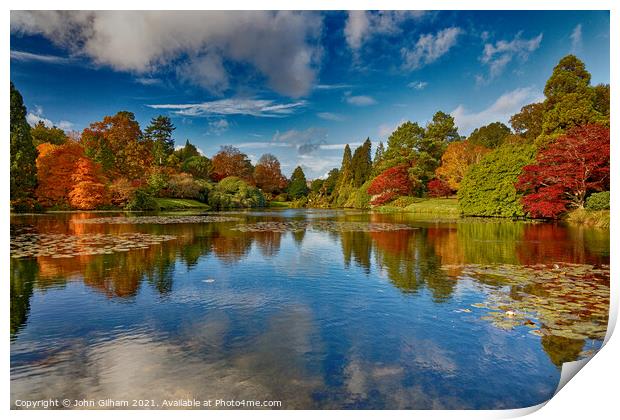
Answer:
344;11;426;50
408;81;428;90
319;142;362;150
10;49;74;64
314;84;354;90
450;86;543;135
401;27;462;70
11;11;323;97
273;127;328;155
570;24;583;52
135;77;162;86
317;112;344;121
346;95;376;106
208;118;229;135
147;98;306;118
480;32;543;80
26;106;74;130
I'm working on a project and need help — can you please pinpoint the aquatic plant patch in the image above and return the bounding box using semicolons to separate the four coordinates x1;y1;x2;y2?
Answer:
232;221;417;233
10;233;177;259
451;263;610;341
72;215;240;225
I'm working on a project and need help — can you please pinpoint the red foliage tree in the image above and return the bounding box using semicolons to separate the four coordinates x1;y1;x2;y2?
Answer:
68;157;109;210
516;124;610;218
427;178;454;198
367;165;413;205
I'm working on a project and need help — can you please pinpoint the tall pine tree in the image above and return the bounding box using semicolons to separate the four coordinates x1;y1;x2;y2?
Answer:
10;82;38;209
288;166;309;199
144;115;175;165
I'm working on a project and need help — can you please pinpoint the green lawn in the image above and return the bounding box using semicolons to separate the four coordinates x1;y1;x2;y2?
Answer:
269;201;291;208
154;198;210;210
377;197;460;217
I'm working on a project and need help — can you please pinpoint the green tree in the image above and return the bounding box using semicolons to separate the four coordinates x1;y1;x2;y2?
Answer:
173;140;200;163
10;82;38;208
350;138;372;187
381;121;425;170
468;122;511;149
540;55;603;142
372;141;385;172
30;121;67;147
181;155;213;180
288;166;309;199
144;115;175;165
458;139;537;217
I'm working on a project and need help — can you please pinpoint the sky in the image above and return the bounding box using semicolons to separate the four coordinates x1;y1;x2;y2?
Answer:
10;10;610;179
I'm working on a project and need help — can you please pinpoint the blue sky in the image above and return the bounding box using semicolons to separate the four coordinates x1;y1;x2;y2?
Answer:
10;11;610;179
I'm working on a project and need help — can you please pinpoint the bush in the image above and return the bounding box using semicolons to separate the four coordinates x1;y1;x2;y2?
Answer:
125;188;158;211
207;176;265;210
458;143;537;217
586;191;610;211
344;180;372;209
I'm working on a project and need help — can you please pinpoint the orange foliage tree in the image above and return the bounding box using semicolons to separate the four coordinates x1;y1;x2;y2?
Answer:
68;157;110;210
81;111;152;181
253;153;287;195
211;145;254;182
434;140;489;190
35;141;85;207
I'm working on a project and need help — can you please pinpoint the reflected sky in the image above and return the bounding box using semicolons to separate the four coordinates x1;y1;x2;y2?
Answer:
10;210;610;409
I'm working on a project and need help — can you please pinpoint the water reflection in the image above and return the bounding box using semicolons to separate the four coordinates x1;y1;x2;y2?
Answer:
10;210;610;409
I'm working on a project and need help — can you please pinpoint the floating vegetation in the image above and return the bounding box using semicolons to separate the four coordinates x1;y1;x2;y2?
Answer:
10;233;176;259
232;221;416;233
457;263;610;340
72;215;240;225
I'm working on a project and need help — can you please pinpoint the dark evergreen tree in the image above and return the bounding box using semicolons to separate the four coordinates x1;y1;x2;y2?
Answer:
144;115;175;165
10;82;38;208
287;166;309;199
351;138;372;187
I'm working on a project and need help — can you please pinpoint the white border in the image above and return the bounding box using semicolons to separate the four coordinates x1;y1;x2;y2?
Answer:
3;2;617;419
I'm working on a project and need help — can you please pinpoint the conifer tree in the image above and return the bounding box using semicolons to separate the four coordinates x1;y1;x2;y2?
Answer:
10;82;38;208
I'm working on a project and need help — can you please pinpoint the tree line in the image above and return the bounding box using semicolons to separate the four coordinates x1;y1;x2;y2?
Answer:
10;54;610;218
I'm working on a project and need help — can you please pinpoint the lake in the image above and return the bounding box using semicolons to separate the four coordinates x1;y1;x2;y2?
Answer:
10;209;610;409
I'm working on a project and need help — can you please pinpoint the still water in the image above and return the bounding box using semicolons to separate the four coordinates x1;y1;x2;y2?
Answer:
10;209;610;409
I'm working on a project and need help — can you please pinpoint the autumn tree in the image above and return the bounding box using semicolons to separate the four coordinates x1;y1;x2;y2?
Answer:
81;111;151;180
211;145;253;182
516;125;610;218
253;154;287;195
30;121;67;147
467;122;511;149
144;115;175;165
35;141;85;207
367;165;413;205
10;82;38;209
287;166;309;199
68;157;109;210
435;141;490;190
510;103;545;142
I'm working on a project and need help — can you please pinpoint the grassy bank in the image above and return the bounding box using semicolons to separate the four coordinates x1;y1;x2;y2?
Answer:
268;201;291;208
565;209;610;228
376;197;460;217
154;198;210;210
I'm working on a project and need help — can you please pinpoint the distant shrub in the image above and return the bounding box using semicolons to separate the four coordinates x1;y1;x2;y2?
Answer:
125;188;158;211
208;176;265;210
344;180;372;209
586;191;610;211
427;178;453;198
390;196;419;208
458;143;537;217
